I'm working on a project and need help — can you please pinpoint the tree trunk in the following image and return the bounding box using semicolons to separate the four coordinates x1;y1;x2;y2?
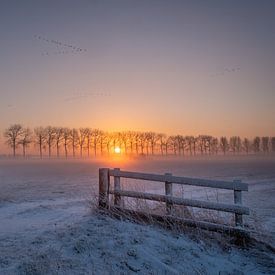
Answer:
87;139;90;157
48;144;51;158
13;140;16;157
100;142;103;155
57;143;60;158
94;142;97;156
39;142;42;159
65;142;68;159
124;142;127;155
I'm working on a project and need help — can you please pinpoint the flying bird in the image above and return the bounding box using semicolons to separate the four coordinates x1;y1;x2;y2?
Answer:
64;92;111;102
34;34;87;56
210;67;241;77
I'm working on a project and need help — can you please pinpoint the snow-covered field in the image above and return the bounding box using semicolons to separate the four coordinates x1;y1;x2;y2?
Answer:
0;156;275;274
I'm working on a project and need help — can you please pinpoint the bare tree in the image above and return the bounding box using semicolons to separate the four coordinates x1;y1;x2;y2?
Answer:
271;137;275;153
70;129;79;158
115;132;123;152
236;136;242;153
185;136;194;155
253;137;261;153
146;132;159;155
112;132;117;151
201;135;212;154
261;137;269;153
4;124;23;157
243;138;250;154
169;136;178;155
92;129;101;156
158;133;166;156
197;136;203;155
230;136;241;154
181;136;187;155
210;137;219;154
139;132;146;155
78;128;87;158
192;137;197;155
220;137;229;155
63;128;71;158
19;128;33;157
85;128;92;157
133;132;139;155
125;131;135;155
144;132;150;155
120;131;129;154
4;124;275;159
162;135;170;155
45;126;56;158
105;133;112;156
98;130;105;155
54;127;64;157
34;127;46;159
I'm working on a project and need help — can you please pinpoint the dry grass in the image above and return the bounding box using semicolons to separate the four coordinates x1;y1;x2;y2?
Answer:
92;177;274;249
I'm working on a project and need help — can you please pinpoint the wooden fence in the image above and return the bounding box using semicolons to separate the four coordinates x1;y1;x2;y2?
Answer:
98;168;250;237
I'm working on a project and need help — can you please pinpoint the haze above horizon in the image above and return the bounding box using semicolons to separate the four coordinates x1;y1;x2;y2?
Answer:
0;0;275;138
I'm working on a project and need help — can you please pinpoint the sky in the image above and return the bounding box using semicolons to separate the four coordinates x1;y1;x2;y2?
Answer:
0;0;275;139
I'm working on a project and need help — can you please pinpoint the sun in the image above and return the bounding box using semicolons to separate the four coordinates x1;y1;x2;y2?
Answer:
114;147;121;154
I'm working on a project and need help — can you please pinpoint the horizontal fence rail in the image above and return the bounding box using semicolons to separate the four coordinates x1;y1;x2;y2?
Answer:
109;169;248;191
108;190;250;215
98;168;250;238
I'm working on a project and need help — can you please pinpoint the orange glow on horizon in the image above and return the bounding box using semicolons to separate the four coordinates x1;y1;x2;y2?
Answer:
114;147;121;154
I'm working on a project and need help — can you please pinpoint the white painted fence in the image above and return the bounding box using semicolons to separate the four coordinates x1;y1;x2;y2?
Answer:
98;168;250;237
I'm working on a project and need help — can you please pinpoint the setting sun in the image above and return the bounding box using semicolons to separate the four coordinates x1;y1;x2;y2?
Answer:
114;147;121;154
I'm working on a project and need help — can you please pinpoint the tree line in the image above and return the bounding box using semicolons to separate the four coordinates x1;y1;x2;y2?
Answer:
3;124;275;158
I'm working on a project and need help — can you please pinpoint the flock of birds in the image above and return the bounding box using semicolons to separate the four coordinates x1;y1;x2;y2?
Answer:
210;67;241;77
34;35;87;56
32;35;111;101
64;91;112;102
32;34;240;104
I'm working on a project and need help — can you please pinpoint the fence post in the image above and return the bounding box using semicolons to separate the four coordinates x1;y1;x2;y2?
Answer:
99;168;110;209
234;180;243;227
165;173;173;215
114;168;122;207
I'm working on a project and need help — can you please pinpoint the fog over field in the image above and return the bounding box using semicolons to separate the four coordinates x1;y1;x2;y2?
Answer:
0;156;274;273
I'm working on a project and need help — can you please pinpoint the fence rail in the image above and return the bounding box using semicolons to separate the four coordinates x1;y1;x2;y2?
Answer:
98;168;250;237
109;169;248;191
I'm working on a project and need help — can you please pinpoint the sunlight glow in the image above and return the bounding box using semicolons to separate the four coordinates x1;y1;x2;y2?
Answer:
114;147;121;154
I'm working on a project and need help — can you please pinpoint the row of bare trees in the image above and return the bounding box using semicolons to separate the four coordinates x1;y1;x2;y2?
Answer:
3;124;275;158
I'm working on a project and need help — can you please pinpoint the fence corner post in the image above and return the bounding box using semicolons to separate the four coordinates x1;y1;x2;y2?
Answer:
165;173;173;215
114;168;122;207
99;168;110;209
234;179;243;227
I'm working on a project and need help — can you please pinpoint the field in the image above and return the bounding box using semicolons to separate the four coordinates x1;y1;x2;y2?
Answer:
0;156;275;274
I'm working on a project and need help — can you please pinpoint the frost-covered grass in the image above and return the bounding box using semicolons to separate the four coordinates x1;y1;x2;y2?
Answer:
1;198;274;274
0;156;275;274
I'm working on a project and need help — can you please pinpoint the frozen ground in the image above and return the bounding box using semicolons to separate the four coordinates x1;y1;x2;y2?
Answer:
0;156;275;274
